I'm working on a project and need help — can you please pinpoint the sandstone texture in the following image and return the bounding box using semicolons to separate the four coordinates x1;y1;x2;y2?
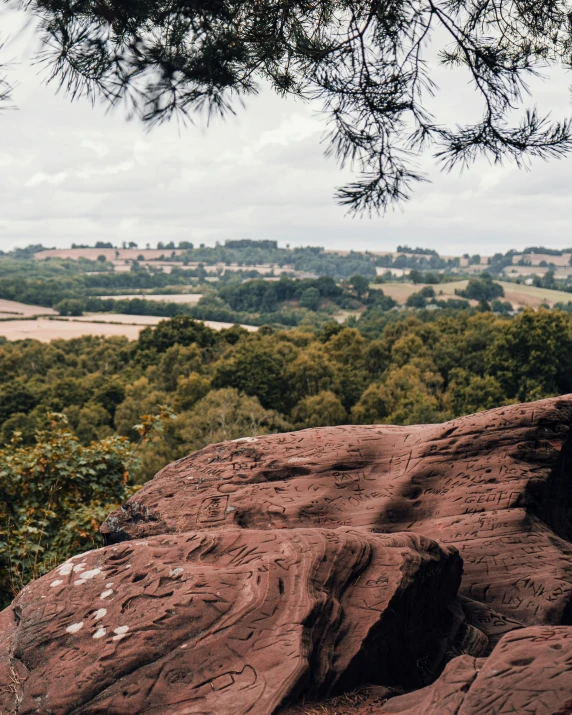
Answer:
103;396;572;628
2;396;572;713
379;626;572;715
0;530;480;713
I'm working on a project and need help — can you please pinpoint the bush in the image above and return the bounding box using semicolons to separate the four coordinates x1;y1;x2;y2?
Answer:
406;292;427;308
299;287;321;311
55;298;85;316
491;299;513;314
418;286;436;298
456;275;504;302
0;415;136;608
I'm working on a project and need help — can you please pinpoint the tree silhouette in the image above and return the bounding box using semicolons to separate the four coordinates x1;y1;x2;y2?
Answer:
0;51;13;107
13;0;572;211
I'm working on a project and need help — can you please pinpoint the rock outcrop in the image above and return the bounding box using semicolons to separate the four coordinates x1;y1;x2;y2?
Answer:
0;530;482;714
2;395;572;714
102;397;572;627
379;626;572;715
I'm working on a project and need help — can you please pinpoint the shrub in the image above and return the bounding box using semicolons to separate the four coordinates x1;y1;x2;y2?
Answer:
0;414;136;608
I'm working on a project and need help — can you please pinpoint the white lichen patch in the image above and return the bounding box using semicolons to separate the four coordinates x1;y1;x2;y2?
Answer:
70;550;93;560
93;628;106;639
74;568;103;586
72;563;86;573
66;622;83;634
100;589;113;599
288;457;307;463
231;436;257;443
93;608;107;621
58;563;74;576
169;568;183;577
50;579;63;588
112;625;129;642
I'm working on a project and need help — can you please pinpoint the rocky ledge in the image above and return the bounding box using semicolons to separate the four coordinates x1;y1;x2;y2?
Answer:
2;396;572;713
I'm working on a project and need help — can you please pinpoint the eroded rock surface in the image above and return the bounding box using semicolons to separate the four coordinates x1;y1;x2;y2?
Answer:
102;396;572;627
380;626;572;715
0;529;476;714
3;396;572;714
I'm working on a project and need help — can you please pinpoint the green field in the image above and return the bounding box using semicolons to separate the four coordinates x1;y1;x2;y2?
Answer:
375;281;470;304
499;282;572;308
376;280;572;308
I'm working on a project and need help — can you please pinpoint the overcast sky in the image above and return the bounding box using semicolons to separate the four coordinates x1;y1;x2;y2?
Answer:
2;8;572;256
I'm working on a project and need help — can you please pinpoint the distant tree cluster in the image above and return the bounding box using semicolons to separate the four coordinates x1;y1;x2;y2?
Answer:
522;247;568;256
396;246;438;256
456;275;505;303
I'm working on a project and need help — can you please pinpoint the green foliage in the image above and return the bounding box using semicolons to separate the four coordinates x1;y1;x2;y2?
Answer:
485;308;572;401
351;363;445;425
457;275;504;301
137;316;218;355
299;287;321;311
131;388;290;483
292;391;347;428
348;274;370;299
432;298;470;310
491;299;513;314
403;287;436;309
0;415;135;608
444;369;508;415
408;270;453;284
532;269;557;290
212;336;296;412
0;382;39;425
406;292;428;308
178;388;289;450
419;286;436;298
56;298;85;316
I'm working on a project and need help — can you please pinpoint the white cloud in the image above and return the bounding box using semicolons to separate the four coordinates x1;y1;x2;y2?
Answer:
81;139;110;158
1;8;572;254
26;171;68;187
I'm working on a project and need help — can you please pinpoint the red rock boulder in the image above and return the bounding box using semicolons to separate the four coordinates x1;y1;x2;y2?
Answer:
380;626;572;715
102;396;572;627
281;627;572;715
0;528;481;715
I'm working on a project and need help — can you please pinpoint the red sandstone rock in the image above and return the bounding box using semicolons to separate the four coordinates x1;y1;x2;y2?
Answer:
4;396;572;714
0;528;479;714
379;626;572;715
102;396;572;627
